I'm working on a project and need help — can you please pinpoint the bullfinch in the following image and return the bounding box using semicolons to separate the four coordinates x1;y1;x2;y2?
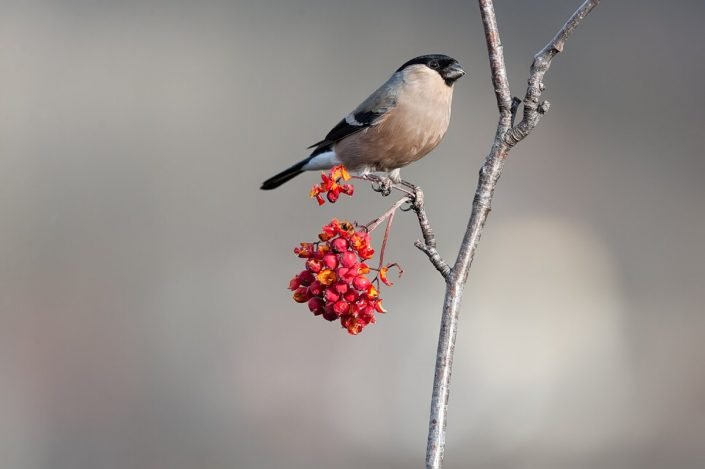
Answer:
260;54;465;190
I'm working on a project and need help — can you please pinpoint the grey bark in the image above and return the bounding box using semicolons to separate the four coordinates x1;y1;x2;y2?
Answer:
422;1;602;468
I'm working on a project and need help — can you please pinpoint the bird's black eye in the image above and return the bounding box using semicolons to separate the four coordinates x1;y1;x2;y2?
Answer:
429;60;440;69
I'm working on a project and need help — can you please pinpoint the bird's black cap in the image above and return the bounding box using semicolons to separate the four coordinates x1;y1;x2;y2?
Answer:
396;54;457;72
397;54;465;85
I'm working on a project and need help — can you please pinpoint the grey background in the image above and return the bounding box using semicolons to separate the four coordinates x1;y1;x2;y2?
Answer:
2;1;704;468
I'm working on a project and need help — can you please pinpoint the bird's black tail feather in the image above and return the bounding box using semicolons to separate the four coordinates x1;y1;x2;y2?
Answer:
260;158;310;190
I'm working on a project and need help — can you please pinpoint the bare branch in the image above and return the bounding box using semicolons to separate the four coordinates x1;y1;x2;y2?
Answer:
359;173;451;277
360;178;451;278
478;0;513;123
425;1;601;468
505;0;601;147
410;187;452;280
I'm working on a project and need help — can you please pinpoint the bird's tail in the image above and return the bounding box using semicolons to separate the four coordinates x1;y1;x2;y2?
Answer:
260;157;310;190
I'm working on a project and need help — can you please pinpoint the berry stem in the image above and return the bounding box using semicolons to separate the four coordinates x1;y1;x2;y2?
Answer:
364;198;409;232
377;206;396;270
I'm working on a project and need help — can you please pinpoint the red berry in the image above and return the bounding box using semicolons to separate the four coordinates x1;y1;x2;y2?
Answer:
338;267;356;283
333;281;348;294
308;297;325;315
336;266;348;278
343;291;358;303
333;300;350;316
340;251;357;268
298;270;315;286
352;275;371;291
331;237;348;253
308;280;323;297
289;276;300;291
322;305;338;321
324;288;340;303
327;190;339;203
322;253;338;269
293;287;310;303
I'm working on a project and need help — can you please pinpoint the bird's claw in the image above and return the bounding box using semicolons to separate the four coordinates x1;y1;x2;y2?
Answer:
371;177;393;196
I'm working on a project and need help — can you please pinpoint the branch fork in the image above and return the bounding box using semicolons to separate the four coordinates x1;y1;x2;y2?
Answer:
424;1;602;468
354;4;601;462
409;187;452;280
361;174;452;280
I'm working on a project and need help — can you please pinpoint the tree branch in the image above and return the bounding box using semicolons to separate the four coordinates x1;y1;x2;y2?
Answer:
425;1;601;468
359;173;452;279
505;0;602;147
478;0;513;127
410;187;452;280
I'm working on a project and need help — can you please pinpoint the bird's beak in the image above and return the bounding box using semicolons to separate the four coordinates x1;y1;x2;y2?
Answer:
445;62;466;82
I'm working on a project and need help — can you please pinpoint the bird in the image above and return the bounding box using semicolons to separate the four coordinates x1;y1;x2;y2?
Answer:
260;54;465;190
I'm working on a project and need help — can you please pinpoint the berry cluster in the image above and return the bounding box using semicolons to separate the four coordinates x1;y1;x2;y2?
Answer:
310;165;354;205
289;219;386;335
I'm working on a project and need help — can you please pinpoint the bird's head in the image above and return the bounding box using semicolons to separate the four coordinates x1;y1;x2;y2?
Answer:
397;54;465;86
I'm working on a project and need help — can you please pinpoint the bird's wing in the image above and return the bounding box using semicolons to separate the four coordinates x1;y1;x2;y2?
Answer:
308;75;401;150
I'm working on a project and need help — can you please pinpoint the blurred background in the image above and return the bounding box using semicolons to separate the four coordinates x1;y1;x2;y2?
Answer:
2;1;704;468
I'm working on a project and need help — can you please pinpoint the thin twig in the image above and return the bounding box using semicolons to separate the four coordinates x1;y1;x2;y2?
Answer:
410;187;451;279
357;174;451;278
364;198;408;232
505;0;602;147
425;1;601;468
377;207;395;269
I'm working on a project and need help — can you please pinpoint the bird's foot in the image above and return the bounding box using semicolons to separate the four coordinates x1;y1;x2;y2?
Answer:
358;173;393;196
372;177;393;197
357;173;417;198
